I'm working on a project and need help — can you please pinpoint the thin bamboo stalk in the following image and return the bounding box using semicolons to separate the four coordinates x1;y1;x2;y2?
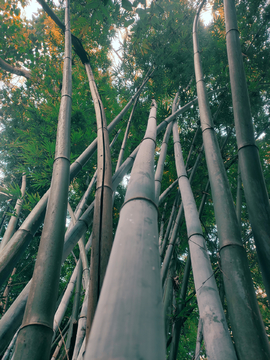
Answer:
158;202;167;249
2;328;19;360
161;144;204;286
224;0;270;301
160;193;180;258
171;118;237;359
158;179;178;205
85;100;166;359
0;267;17;314
115;97;138;173
194;318;203;360
168;253;191;360
236;164;242;227
155;94;179;204
193;3;270;358
0;174;26;250
13;2;72;358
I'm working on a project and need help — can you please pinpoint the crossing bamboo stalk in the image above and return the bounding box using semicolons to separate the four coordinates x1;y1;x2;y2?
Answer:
193;2;270;358
224;0;270;301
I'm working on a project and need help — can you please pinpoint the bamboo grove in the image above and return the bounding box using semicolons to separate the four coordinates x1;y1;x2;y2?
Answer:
0;0;270;359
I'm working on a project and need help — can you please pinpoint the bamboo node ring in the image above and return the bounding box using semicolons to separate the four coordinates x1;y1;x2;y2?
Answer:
121;196;159;213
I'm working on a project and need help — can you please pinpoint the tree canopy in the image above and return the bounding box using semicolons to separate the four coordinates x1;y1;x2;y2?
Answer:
0;0;270;359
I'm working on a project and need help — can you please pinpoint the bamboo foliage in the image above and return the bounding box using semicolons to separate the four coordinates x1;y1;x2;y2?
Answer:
193;2;270;359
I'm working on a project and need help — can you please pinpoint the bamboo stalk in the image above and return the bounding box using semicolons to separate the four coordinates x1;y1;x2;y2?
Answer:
85;100;166;359
155;93;179;204
194;318;203;360
0;175;26;251
224;0;270;301
158;202;167;249
171;118;237;359
193;2;270;358
12;2;72;358
168;253;191;360
160;143;204;286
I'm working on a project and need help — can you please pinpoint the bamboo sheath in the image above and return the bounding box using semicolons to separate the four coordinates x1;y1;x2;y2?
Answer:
193;2;270;359
85;100;166;360
12;0;72;358
224;0;270;301
171;119;237;360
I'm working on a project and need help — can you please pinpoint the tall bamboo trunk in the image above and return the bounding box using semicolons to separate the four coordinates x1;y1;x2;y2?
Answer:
171;119;237;359
224;0;270;301
84;100;166;359
12;2;72;358
193;2;270;359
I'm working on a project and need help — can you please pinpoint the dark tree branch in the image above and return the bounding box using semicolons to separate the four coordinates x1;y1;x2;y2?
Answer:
0;57;31;79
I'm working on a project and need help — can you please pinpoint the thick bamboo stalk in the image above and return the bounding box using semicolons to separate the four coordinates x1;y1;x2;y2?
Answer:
171;119;237;359
193;3;270;358
13;2;72;358
224;0;270;301
85;100;166;359
0;175;26;250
